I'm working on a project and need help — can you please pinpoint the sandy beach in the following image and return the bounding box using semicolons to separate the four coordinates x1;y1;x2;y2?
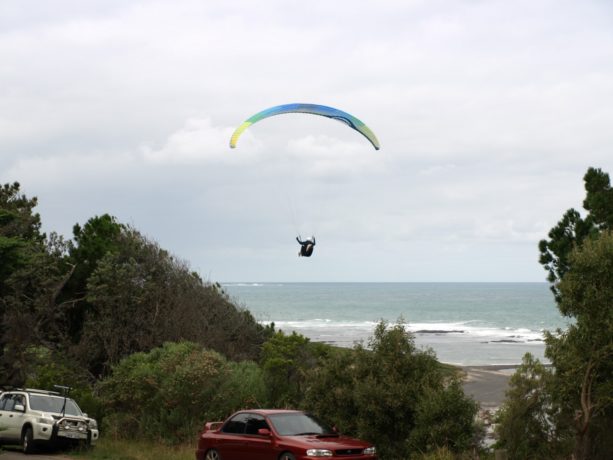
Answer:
461;365;516;411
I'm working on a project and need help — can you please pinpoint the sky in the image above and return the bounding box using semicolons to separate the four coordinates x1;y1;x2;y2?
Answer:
2;0;613;282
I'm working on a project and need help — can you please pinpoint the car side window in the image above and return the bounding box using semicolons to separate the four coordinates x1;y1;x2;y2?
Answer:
2;394;15;411
222;413;249;434
245;414;269;435
0;394;9;410
13;394;25;410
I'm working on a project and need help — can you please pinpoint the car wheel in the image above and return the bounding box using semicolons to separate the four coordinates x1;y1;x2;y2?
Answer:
279;453;296;460
205;449;222;460
22;426;35;454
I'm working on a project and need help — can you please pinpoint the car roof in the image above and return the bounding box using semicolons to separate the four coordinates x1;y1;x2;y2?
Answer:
1;389;75;400
236;409;303;416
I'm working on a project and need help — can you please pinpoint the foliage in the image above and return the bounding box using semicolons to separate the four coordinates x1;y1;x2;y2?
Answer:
408;379;479;455
0;182;44;296
0;232;72;384
260;330;330;406
508;166;613;460
213;359;268;413
495;353;569;459
304;321;479;459
98;341;268;443
61;214;125;345
79;228;269;375
412;447;480;460
0;182;54;383
23;346;104;421
539;167;613;301
544;231;613;459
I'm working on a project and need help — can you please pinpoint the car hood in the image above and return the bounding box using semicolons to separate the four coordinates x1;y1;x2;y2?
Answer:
282;434;371;450
33;410;87;421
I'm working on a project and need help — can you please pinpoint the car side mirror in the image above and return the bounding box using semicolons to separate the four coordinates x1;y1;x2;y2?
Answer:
258;428;271;436
14;404;25;412
82;413;88;418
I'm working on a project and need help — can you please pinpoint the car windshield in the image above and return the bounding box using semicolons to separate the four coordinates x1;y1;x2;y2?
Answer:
268;412;335;436
28;394;83;416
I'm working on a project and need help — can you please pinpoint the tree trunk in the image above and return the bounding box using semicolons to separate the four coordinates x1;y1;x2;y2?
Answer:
573;429;590;460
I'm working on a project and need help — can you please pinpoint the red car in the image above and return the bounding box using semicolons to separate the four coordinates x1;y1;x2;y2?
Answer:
195;409;377;460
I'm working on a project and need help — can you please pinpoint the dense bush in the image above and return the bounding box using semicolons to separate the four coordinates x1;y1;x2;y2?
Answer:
98;341;268;443
408;380;479;454
495;353;569;459
82;228;271;375
22;346;104;421
303;321;480;459
260;330;331;406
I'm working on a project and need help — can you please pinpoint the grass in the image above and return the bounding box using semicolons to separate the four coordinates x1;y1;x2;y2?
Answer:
66;438;195;460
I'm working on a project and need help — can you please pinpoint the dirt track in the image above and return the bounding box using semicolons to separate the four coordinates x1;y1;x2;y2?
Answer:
0;449;72;459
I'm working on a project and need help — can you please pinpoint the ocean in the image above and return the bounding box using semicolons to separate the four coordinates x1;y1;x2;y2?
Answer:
222;282;570;366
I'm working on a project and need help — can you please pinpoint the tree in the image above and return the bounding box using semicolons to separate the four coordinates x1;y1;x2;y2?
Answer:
79;227;270;375
0;182;44;297
260;330;329;406
45;214;125;346
304;321;479;459
495;353;569;459
539;167;613;301
408;379;479;455
0;182;73;384
545;232;613;459
98;341;228;441
534;167;613;459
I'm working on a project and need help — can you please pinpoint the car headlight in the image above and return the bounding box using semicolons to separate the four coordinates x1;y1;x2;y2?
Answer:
306;449;333;457
363;446;376;455
88;419;98;429
37;417;54;424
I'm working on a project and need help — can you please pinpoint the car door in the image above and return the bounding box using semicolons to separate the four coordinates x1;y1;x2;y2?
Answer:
10;394;27;439
242;414;274;460
0;394;21;441
0;393;10;440
217;413;249;460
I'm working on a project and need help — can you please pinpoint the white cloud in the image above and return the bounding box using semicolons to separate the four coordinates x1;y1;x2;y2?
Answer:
141;118;250;165
2;0;613;281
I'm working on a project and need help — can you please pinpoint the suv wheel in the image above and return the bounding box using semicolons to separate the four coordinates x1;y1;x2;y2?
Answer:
22;426;35;454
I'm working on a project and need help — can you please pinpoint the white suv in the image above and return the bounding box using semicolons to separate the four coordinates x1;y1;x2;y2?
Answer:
0;388;99;453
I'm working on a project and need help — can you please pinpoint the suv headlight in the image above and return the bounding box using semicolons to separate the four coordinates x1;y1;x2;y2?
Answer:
306;449;333;457
88;419;98;429
364;446;376;455
37;416;55;425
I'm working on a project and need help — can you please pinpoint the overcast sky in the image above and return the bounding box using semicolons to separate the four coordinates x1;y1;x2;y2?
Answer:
2;0;612;282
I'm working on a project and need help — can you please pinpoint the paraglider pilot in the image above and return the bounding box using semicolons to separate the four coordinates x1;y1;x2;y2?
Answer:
296;235;316;257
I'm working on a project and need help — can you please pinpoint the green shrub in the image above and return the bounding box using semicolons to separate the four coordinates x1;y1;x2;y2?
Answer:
408;380;479;454
98;341;268;443
260;331;311;406
211;360;268;415
303;321;479;459
23;346;103;421
495;353;570;459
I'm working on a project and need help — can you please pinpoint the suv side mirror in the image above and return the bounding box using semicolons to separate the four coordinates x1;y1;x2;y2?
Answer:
257;428;271;437
14;404;25;412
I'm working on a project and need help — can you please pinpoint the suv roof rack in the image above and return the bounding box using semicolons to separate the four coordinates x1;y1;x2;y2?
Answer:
24;388;61;396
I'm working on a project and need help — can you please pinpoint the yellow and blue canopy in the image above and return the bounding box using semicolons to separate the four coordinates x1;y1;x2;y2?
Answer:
230;103;380;150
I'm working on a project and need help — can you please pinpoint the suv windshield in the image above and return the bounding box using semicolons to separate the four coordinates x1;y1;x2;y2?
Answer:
268;413;335;436
28;394;82;416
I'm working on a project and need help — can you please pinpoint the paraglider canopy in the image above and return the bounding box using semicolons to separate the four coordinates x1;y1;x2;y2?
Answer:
229;103;380;150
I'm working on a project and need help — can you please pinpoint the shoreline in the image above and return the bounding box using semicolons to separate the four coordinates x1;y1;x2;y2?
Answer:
460;365;518;411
